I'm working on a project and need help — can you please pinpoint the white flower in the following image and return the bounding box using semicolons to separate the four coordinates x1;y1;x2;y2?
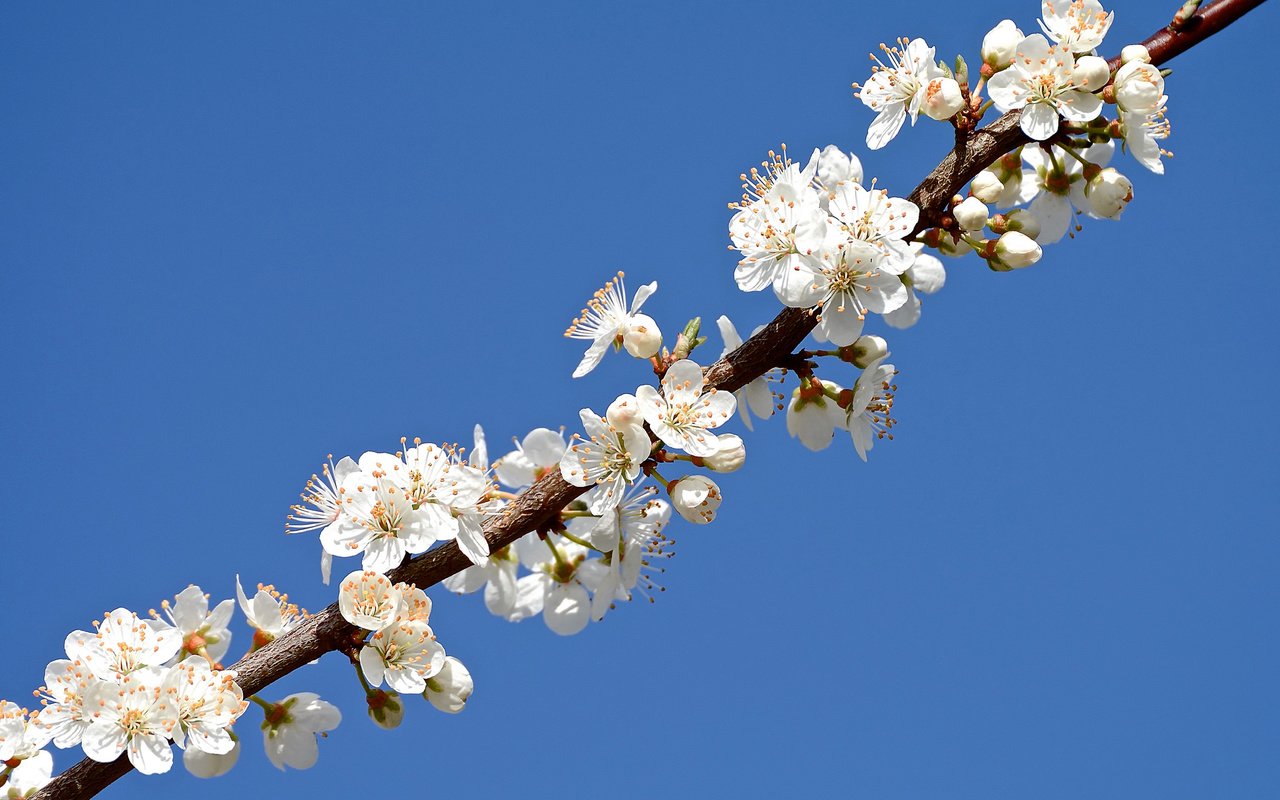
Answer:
1084;167;1133;219
560;407;650;514
992;231;1043;269
637;360;735;457
716;315;775;431
512;535;594;636
81;667;178;775
857;37;946;149
729;149;827;295
286;455;357;585
494;428;567;489
884;246;946;330
1120;97;1171;175
982;20;1025;69
338;570;405;631
33;660;98;749
322;452;434;573
261;693;341;771
235;576;303;646
424;657;474;714
786;381;847;452
183;738;239;778
0;704;51;776
987;34;1103;140
775;238;908;347
79;609;182;682
1018;141;1115;242
163;657;245;756
703;433;746;473
669;476;722;525
157;585;235;664
846;358;898;462
1113;59;1164;114
402;443;492;566
359;621;445;695
1039;0;1113;54
4;750;53;798
826;181;921;272
564;271;659;378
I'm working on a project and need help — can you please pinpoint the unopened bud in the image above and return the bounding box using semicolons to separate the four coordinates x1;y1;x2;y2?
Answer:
922;77;965;121
813;144;863;188
703;433;746;473
851;335;889;368
622;314;662;358
1072;55;1110;92
970;169;1005;204
424;656;474;714
981;19;1024;69
668;475;722;525
366;689;404;730
992;230;1042;269
606;393;641;428
953;196;989;233
1085;168;1133;219
183;740;240;779
1121;44;1151;64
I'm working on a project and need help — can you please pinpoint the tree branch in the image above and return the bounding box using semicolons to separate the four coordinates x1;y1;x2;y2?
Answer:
35;0;1268;796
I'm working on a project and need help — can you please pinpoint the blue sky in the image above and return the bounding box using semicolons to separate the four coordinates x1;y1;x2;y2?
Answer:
2;0;1277;797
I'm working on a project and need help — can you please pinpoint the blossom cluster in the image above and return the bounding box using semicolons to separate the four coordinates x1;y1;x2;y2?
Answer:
29;597;246;781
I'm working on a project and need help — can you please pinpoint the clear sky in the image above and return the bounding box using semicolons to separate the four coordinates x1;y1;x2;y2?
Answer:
2;0;1277;797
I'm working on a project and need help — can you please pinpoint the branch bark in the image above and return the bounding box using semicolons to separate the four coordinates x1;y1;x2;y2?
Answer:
35;0;1268;796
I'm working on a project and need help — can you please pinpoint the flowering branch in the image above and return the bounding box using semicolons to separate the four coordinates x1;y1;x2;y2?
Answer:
29;0;1268;797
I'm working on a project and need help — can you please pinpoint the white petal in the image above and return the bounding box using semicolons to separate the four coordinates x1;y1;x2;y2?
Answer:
1020;103;1060;141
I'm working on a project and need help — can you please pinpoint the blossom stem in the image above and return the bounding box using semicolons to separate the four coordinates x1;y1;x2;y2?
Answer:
1057;144;1091;167
558;528;604;553
248;694;277;713
559;509;599;519
647;466;671;486
544;536;569;569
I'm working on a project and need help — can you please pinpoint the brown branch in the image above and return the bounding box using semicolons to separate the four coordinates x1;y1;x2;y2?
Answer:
35;0;1268;796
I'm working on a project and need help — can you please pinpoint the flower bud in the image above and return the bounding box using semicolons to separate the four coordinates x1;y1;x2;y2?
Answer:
668;475;722;524
1121;44;1151;64
935;234;973;258
622;313;662;358
993;231;1042;269
1072;55;1110;92
1004;208;1041;240
813;144;863;188
786;382;844;451
953;196;989;233
606;393;641;428
703;433;746;473
981;19;1024;69
1113;61;1164;114
366;689;404;730
851;335;889;368
922;77;965;121
1085;168;1133;219
970;169;1005;204
424;656;474;714
183;740;240;779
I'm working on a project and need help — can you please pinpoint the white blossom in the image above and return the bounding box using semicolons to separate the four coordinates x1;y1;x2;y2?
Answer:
261;693;341;772
669;476;722;525
982;20;1025;69
424;657;474;714
163;657;246;756
78;609;182;682
286;455;357;585
775;237;908;347
235;576;303;646
826;181;920;272
81;667;178;775
729;149;827;295
1039;0;1114;54
359;620;445;695
637;359;735;458
494;428;567;489
786;381;847;452
183;738;239;779
987;34;1103;140
156;585;235;664
4;750;53;798
1120;97;1171;175
338;570;405;632
884;246;946;330
564;271;660;378
1113;59;1164;114
560;406;651;514
846;358;898;462
857;37;947;149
